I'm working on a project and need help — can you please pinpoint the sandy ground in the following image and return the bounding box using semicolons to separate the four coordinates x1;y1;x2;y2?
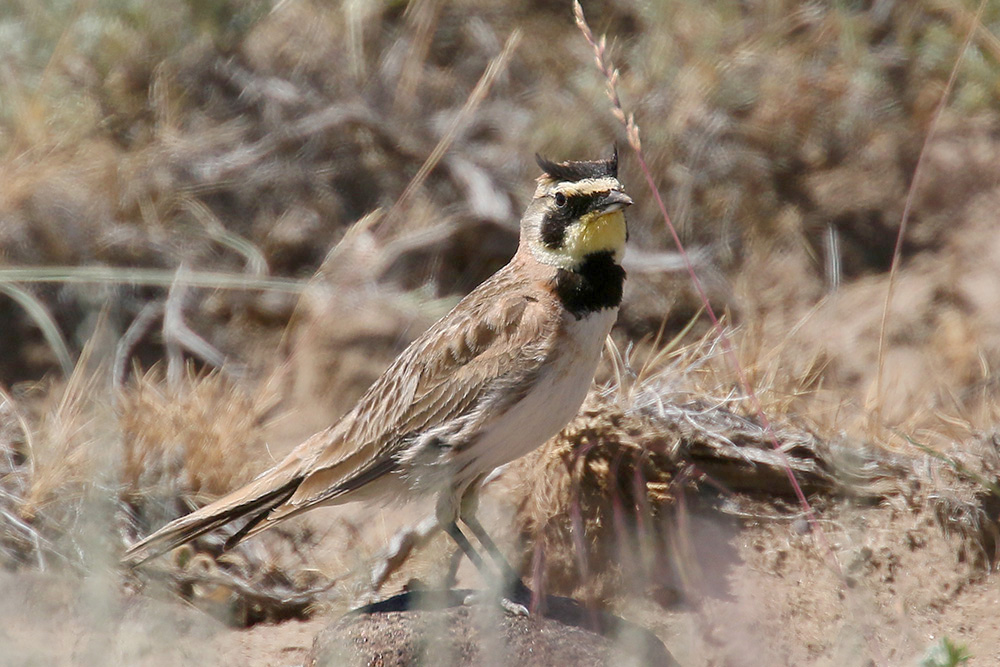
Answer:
4;489;999;667
5;4;1000;666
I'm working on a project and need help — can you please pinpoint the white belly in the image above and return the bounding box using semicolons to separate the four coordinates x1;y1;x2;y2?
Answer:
451;308;617;480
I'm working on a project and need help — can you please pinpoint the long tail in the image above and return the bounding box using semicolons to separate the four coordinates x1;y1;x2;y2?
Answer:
122;467;304;567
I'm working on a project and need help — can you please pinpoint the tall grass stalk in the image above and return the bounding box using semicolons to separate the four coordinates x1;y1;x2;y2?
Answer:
873;0;988;426
0;282;74;376
0;266;307;292
571;0;834;573
0;266;307;380
385;29;522;230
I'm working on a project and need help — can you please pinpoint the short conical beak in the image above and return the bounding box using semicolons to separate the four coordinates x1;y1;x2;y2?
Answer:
598;190;633;213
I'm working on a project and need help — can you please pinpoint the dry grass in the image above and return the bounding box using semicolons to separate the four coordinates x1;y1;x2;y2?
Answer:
0;345;333;626
117;367;280;539
4;0;999;448
3;1;995;362
2;0;1000;663
485;336;901;608
365;331;1000;615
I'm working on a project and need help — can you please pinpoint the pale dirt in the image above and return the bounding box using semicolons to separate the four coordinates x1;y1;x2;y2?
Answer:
4;492;999;666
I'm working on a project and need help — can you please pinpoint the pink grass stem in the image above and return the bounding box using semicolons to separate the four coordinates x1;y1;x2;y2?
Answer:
571;0;839;577
874;0;988;417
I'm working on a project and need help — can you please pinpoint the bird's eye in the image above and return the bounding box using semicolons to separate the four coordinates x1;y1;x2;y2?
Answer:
554;192;567;207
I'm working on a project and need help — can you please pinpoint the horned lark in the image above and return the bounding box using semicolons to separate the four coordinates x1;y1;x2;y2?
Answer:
124;151;632;604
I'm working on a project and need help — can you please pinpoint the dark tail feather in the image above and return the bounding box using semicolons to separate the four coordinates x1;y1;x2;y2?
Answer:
123;478;301;567
223;499;283;551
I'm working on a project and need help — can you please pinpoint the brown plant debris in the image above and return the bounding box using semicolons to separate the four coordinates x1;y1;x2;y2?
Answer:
0;368;335;626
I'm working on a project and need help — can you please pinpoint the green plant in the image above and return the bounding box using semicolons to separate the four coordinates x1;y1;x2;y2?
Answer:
922;637;972;667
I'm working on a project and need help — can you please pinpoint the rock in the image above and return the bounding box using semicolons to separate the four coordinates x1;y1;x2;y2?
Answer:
307;591;676;667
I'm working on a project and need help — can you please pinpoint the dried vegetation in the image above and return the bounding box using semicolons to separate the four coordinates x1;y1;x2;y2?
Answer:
0;352;330;625
486;334;1000;611
2;0;1000;662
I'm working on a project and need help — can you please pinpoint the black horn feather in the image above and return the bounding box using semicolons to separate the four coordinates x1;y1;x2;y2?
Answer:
535;149;619;182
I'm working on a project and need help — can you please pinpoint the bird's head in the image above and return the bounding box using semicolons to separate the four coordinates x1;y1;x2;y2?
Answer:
520;148;631;270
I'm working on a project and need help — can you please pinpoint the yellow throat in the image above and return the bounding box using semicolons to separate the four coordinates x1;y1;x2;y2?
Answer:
563;210;627;264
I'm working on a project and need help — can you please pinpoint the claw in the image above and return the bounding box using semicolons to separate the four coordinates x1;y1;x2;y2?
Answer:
499;597;530;617
462;589;531;616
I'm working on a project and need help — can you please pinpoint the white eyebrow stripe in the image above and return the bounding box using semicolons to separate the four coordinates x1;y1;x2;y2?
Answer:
556;178;621;197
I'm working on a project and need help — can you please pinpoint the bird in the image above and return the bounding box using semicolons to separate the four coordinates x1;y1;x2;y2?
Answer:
123;150;632;607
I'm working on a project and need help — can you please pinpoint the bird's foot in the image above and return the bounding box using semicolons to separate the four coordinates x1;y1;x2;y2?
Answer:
499;596;530;617
462;579;534;616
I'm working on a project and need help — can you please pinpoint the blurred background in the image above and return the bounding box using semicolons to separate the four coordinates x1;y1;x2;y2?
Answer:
4;0;1000;436
3;1;1000;665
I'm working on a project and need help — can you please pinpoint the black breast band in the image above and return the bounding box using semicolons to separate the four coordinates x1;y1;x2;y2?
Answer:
552;251;625;320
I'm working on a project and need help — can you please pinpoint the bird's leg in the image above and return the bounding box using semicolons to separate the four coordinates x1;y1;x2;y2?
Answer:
459;486;533;609
442;520;488;574
439;487;529;615
370;513;442;590
444;539;464;588
437;492;490;577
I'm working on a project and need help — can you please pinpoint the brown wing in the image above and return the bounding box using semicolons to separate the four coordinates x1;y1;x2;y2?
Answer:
276;264;560;513
123;260;561;562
